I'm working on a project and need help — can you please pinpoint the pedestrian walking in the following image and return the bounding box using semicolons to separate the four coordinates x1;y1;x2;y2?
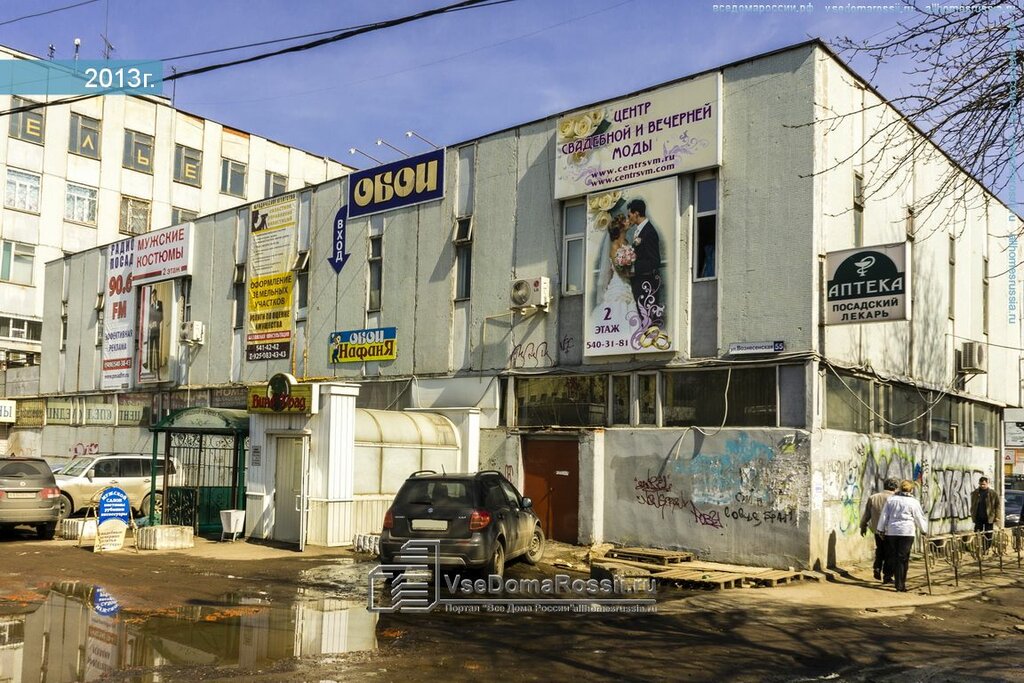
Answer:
970;476;1000;552
861;477;898;583
876;480;928;593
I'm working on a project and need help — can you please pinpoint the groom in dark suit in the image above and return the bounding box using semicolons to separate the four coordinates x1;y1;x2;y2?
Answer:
626;198;663;328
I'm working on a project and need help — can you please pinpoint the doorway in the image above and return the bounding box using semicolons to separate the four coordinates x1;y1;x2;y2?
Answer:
522;439;579;543
273;436;307;545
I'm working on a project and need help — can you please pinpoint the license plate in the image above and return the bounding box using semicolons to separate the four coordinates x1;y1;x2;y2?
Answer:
411;519;448;531
6;492;36;499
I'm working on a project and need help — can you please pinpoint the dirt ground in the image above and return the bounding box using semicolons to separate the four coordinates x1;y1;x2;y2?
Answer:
2;528;1023;682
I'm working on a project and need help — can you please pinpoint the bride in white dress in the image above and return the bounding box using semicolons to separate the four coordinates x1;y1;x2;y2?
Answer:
592;215;640;334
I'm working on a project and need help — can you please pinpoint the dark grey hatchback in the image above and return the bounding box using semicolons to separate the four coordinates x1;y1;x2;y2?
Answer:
379;470;545;577
0;457;61;539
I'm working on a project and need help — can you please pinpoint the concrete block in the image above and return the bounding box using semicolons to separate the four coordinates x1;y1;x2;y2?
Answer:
61;518;96;540
137;525;194;550
590;561;652;582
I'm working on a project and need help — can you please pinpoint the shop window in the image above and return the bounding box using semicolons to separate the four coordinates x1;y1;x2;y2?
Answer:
6;169;40;213
889;385;929;441
562;202;586;294
69;113;100;158
516;375;606;427
664;367;777;427
825;370;871;433
778;365;806;428
610;374;630;425
971;403;998;447
695;175;717;279
638;373;657;425
9;97;44;144
174;144;202;186
123;130;154;173
931;394;966;444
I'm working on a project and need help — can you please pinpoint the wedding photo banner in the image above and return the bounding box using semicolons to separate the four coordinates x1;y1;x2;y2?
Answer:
583;176;678;358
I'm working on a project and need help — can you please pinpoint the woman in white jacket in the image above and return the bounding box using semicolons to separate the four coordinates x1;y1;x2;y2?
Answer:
876;479;928;592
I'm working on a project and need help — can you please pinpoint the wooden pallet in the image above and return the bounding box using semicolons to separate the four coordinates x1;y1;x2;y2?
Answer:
605;547;695;566
652;568;749;589
746;569;808;587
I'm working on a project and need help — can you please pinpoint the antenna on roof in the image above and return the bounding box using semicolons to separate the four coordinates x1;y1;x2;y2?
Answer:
47;44;55;60
101;34;115;60
73;38;81;63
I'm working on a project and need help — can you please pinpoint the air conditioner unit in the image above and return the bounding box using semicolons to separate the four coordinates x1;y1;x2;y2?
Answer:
510;276;551;310
961;341;987;373
179;320;206;345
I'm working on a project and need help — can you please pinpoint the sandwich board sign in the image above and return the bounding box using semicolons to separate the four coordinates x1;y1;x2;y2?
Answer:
95;487;131;552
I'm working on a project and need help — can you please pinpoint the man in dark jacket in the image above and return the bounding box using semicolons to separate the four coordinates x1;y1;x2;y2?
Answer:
861;477;898;582
970;476;1000;550
626;199;663;329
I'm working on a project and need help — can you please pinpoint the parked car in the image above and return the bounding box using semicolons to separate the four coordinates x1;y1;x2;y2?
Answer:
1005;489;1024;528
379;470;545;578
0;457;61;538
55;453;176;519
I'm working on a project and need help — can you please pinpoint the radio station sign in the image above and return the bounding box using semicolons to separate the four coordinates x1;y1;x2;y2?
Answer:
329;327;397;363
347;148;445;218
825;242;909;325
101;237;136;390
132;223;193;286
248;373;314;414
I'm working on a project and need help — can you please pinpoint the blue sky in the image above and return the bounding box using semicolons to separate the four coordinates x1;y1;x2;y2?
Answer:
0;0;925;164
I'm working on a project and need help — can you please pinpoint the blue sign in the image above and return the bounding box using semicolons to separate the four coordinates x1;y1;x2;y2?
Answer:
97;487;131;525
92;587;120;616
347;148;445;218
328;206;349;274
0;60;163;95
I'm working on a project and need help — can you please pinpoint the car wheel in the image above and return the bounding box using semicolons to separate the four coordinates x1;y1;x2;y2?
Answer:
140;493;163;519
58;494;74;521
37;523;57;540
524;525;545;565
486;541;505;579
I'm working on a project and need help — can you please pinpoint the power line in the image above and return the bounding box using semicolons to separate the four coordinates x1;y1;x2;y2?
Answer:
0;0;100;28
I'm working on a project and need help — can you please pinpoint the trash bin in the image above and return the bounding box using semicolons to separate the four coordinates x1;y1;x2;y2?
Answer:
219;509;245;542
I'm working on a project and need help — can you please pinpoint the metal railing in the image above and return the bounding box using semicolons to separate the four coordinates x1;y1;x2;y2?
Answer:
920;527;1024;593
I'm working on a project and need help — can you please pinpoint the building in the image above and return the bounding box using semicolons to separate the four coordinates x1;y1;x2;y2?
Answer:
9;39;1018;569
0;44;348;370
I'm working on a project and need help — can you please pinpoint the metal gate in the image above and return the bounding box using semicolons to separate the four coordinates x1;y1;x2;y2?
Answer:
165;431;248;534
150;407;249;535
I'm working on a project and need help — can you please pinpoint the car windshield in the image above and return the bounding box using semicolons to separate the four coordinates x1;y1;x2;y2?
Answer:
60;457;94;477
396;480;474;507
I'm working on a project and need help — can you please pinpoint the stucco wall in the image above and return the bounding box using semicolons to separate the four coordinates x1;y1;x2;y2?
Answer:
603;427;811;567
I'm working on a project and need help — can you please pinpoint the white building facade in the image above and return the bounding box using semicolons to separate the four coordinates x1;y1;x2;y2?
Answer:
16;41;1018;567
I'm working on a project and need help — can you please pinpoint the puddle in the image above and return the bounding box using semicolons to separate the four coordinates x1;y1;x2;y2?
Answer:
0;581;377;682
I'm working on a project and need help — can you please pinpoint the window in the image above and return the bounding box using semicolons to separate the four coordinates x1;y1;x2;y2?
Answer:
889;385;928;440
455;239;472;299
664;367;777;427
233;264;246;329
369;235;383;311
95;308;104;347
265;171;286;197
638;373;658;425
610;374;630;425
0;316;41;340
221;158;247;197
562;202;586;294
65;183;98;225
516;376;606;427
68;113;100;158
171;207;198;225
173;144;202;186
457;144;475;217
906;206;916;240
5;169;40;213
119;196;150;236
60;313;67;351
931;394;966;443
0;241;34;285
454;145;475;300
695;175;717;279
972;404;998;447
825;370;871;433
9;97;44;144
853;172;864;246
948;235;956;320
983;257;989;335
294;252;309;317
123;130;154;173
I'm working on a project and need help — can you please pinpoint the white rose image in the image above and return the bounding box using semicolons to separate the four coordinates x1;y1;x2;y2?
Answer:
593;211;612;230
558;117;577;141
570;149;590;165
573;114;596;139
589;108;605;125
594;191;621;211
588;195;603;211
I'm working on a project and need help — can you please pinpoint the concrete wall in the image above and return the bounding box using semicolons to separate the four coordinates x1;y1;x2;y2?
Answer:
813;429;999;565
603;427;811;567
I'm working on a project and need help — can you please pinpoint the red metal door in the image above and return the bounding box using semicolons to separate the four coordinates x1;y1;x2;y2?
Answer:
522;439;579;543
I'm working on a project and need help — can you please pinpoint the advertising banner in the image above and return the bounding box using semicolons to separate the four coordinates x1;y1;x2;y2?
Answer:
132;222;192;286
15;398;43;426
555;73;720;199
101;237;136;390
136;281;174;384
246;193;298;361
347;148;445;218
825;242;910;324
329;327;397;363
583;177;678;357
0;399;13;423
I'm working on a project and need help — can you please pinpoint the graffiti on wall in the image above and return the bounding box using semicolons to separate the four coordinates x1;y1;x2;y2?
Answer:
633;471;723;528
69;442;99;457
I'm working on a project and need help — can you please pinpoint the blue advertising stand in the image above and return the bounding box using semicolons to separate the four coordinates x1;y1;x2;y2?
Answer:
98;487;131;525
81;486;138;553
